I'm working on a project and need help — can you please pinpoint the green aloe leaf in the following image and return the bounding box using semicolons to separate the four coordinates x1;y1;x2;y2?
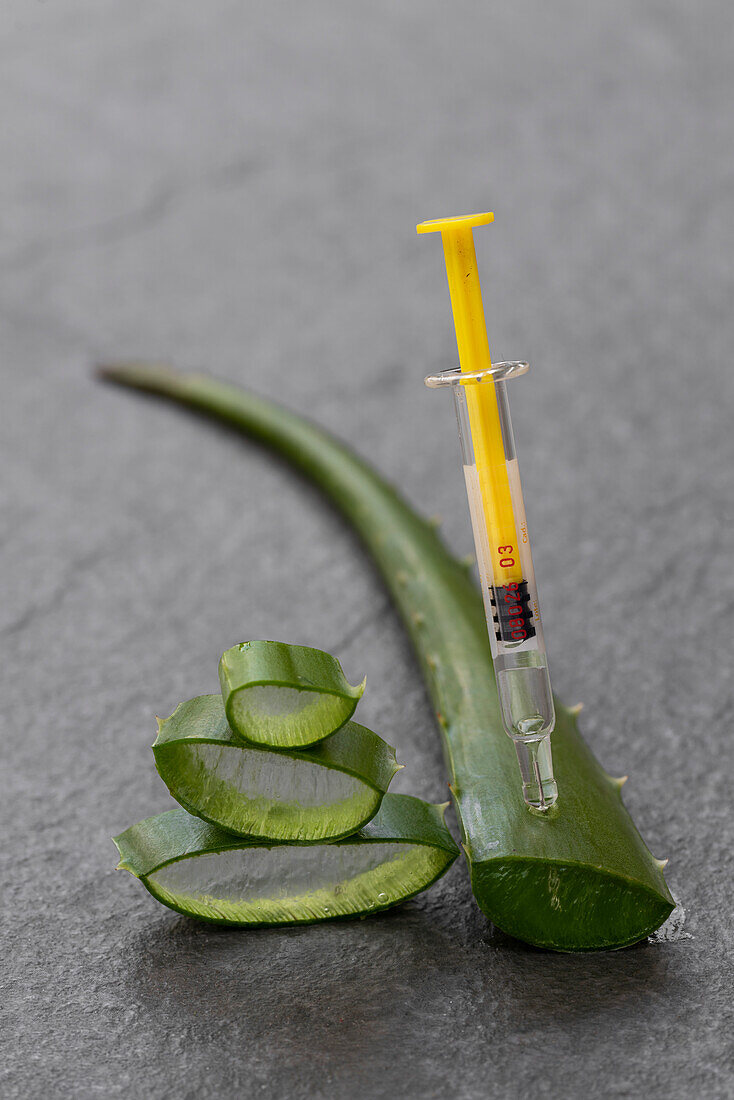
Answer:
100;364;674;951
219;640;365;748
154;693;401;842
113;794;458;926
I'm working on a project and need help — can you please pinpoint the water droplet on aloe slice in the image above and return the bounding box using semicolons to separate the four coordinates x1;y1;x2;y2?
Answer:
154;694;401;843
218;641;365;749
113;795;459;926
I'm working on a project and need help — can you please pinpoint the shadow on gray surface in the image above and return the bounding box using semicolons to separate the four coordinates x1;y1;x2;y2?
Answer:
122;898;674;1035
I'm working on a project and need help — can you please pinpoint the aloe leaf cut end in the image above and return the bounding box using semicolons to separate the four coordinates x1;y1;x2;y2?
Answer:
471;859;674;953
101;365;675;950
464;700;674;950
219;640;365;748
113;796;459;926
154;694;400;843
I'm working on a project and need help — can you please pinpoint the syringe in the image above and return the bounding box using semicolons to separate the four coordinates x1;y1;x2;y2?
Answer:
418;212;558;811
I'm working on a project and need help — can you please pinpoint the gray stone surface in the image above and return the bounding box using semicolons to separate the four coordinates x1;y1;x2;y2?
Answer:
2;1;732;1096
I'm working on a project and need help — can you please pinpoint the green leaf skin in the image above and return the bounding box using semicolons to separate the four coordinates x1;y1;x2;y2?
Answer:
154;694;401;842
218;640;365;748
113;795;458;926
100;364;674;950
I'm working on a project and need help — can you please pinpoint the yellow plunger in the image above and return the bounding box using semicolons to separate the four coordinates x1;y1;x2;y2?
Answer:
417;213;522;586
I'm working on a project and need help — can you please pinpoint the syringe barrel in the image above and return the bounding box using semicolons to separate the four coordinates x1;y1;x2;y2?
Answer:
448;367;555;746
418;211;557;809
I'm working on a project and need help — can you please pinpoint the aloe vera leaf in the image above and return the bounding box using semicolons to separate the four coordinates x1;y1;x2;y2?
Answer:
154;693;400;842
218;640;365;748
100;364;674;950
113;794;458;926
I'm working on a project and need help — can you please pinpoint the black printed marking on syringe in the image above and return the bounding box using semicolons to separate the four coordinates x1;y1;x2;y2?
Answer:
490;580;536;643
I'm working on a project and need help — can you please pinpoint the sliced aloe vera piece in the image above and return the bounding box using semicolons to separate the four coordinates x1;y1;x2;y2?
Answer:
218;640;365;748
153;694;401;842
114;794;458;926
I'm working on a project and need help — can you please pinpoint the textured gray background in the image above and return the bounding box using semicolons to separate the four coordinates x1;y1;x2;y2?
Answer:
2;2;733;1097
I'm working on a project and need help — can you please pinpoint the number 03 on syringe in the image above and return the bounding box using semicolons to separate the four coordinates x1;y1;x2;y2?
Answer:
419;212;558;811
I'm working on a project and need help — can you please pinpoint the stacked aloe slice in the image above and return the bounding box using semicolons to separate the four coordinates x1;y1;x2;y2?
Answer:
114;641;458;926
